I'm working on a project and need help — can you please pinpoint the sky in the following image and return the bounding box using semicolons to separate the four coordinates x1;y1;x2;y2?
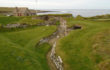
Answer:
0;0;110;9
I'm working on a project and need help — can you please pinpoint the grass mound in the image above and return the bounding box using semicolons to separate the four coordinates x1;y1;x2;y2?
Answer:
0;16;21;25
0;26;56;70
19;17;44;25
56;17;110;70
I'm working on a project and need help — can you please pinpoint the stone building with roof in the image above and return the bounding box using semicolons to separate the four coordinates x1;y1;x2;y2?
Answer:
13;7;36;16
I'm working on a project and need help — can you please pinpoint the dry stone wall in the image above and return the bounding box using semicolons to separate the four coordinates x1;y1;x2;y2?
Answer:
50;42;63;70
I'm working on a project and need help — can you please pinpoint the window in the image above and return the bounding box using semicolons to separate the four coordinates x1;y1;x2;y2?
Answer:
18;13;22;16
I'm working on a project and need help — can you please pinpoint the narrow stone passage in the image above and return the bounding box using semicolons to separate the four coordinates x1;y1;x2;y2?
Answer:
48;18;67;70
37;17;69;70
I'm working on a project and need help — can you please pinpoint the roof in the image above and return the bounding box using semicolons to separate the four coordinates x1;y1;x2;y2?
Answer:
13;7;30;13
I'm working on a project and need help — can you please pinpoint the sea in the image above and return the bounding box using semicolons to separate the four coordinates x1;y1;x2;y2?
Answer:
37;9;110;17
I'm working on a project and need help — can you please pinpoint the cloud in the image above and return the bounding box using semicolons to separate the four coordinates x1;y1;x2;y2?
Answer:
0;0;109;9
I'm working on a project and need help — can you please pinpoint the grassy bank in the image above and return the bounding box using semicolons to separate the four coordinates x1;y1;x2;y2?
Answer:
0;16;22;25
0;16;45;26
56;17;110;70
0;26;56;70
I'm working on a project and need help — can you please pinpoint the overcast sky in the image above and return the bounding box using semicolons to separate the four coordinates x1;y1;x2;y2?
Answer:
0;0;110;9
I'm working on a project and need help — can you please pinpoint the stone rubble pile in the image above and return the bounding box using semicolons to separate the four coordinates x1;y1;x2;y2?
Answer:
50;42;63;70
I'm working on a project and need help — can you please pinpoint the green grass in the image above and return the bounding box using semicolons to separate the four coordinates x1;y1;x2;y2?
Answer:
0;16;22;25
56;18;110;70
0;16;45;25
1;13;110;70
0;26;56;70
19;17;44;25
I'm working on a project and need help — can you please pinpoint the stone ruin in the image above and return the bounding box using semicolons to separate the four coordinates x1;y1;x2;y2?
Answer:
3;23;29;29
73;25;82;29
36;18;68;70
67;25;82;32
